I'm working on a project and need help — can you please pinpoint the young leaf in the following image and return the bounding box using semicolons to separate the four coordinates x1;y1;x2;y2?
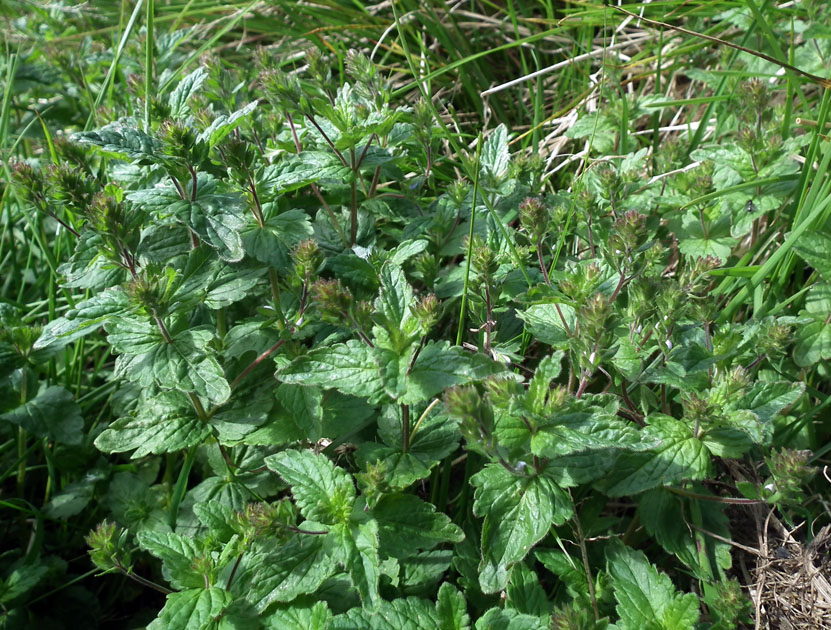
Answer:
197;101;258;146
505;563;550;618
480;124;510;186
137;530;209;590
471;464;573;593
436;583;470;630
168;67;208;120
265;449;355;525
372;262;417;352
606;541;700;630
329;520;381;610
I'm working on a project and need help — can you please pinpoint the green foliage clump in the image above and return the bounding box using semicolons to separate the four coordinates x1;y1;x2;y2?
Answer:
2;2;831;629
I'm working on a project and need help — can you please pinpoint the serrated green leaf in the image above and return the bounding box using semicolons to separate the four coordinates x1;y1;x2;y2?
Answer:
193;500;237;542
73;123;162;162
637;489;731;581
168;67;208;120
544;450;618;487
0;340;22;379
107;320;230;404
58;229;128;290
506;563;550;618
372;494;463;558
148;588;235;630
242;208;313;267
606;541;699;630
1;386;83;444
327;251;379;290
331;519;381;610
535;549;587;602
267;151;352;192
105;317;162;354
138;530;208;590
565;112;617;154
265;449;355;525
472;464;573;593
474;607;548;630
278;341;385;400
480;124;510;185
404;341;503;405
530;399;642;458
94;395;211;457
700;427;753;458
243;535;336;612
172;248;264;309
207;387;272;444
526;353;563;414
333;596;438;630
401;550;453;592
373;262;416;352
44;474;101;519
516;303;576;348
676;211;736;261
437;583;470;630
187;194;247;263
263;601;333;630
599;415;711;497
106;472;169;532
275;383;324;442
390;239;429;265
738;381;804;422
129;174;247;261
197;101;258;146
33;288;128;350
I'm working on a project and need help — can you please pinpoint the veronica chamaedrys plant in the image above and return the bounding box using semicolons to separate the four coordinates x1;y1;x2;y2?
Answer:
13;51;505;627
10;27;822;627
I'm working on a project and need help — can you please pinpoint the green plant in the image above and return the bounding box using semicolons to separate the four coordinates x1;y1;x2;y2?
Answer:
4;2;831;629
